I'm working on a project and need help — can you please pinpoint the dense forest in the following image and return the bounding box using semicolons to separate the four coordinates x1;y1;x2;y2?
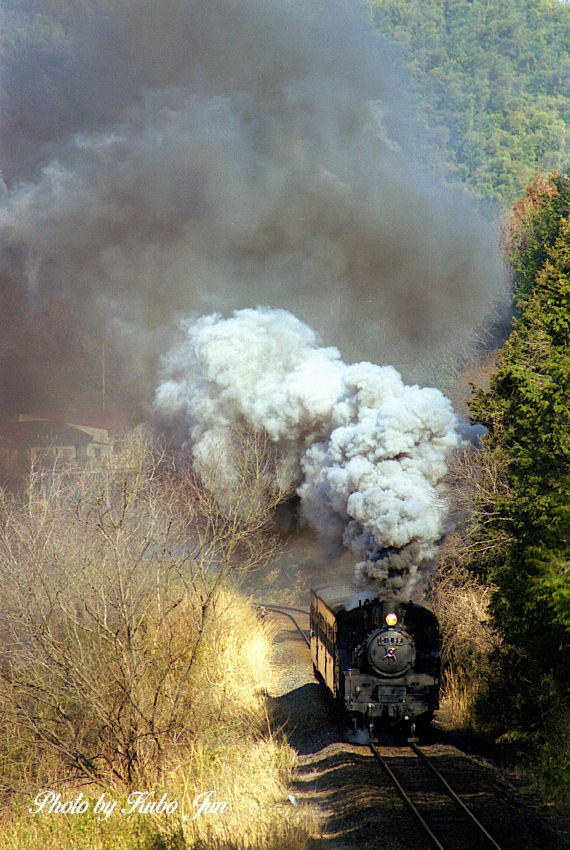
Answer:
467;173;569;783
370;0;570;204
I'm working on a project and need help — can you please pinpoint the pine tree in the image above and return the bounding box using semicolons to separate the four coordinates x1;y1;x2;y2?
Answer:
470;217;570;704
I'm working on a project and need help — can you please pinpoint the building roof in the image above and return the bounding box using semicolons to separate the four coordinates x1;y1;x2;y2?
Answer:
0;417;96;448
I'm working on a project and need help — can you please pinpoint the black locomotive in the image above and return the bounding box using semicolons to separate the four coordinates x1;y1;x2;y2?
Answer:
310;585;441;742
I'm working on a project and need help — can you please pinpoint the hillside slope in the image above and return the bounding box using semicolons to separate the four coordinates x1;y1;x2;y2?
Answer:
370;0;570;204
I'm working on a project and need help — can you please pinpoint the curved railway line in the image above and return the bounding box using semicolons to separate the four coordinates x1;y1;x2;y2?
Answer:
256;602;312;648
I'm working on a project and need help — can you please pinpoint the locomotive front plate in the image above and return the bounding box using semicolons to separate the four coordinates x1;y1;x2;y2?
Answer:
367;628;416;676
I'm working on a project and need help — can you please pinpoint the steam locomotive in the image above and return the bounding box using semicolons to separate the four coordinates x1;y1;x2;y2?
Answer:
310;585;441;743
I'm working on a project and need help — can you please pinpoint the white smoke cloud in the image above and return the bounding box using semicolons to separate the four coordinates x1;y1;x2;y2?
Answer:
155;307;464;598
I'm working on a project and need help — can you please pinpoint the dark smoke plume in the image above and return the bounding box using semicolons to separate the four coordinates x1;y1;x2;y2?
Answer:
0;0;506;414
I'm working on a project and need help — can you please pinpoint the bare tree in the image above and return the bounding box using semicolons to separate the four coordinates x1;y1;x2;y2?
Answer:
439;442;515;570
427;443;513;724
0;427;288;789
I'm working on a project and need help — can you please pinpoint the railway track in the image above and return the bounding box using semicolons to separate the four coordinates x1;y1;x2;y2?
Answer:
256;602;311;648
265;603;566;849
370;741;504;850
262;604;504;848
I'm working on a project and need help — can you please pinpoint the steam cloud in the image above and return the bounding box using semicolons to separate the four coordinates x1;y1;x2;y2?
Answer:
0;0;506;414
155;307;465;598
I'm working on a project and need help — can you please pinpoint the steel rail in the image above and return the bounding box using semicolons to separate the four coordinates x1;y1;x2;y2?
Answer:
255;602;310;616
410;743;504;850
369;742;446;850
256;604;311;648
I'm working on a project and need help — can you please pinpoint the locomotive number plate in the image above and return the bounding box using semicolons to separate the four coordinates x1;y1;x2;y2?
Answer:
378;635;404;646
376;685;405;702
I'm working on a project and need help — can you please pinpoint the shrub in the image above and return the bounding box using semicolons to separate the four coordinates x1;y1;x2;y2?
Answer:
0;430;283;789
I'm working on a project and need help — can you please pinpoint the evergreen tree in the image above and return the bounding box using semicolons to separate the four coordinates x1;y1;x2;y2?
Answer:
470;217;570;707
504;169;570;301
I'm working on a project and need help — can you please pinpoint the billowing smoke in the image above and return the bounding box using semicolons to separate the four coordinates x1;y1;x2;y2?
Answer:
1;0;503;590
0;0;506;414
155;307;465;598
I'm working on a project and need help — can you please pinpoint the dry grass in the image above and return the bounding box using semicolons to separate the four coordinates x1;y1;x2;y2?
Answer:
170;592;317;848
0;435;320;848
1;590;318;849
429;561;502;729
439;669;482;728
2;795;171;850
174;736;315;848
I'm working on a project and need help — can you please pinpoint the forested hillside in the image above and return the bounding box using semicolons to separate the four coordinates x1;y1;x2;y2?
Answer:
369;0;570;796
370;0;570;204
434;170;570;794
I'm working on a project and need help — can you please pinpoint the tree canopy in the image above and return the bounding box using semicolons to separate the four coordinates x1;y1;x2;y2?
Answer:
469;198;570;709
503;170;570;301
370;0;570;204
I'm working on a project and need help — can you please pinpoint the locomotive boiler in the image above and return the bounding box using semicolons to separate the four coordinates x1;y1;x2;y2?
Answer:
310;585;441;743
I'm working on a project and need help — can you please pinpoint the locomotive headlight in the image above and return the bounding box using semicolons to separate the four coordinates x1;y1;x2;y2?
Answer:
385;613;398;626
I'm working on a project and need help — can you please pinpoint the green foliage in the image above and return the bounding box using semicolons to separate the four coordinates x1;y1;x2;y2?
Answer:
468;216;570;713
144;830;186;850
370;0;570;203
506;170;570;301
533;724;570;799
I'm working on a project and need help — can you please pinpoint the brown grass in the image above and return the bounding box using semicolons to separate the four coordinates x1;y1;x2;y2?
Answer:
1;591;318;849
429;561;502;729
0;433;320;848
